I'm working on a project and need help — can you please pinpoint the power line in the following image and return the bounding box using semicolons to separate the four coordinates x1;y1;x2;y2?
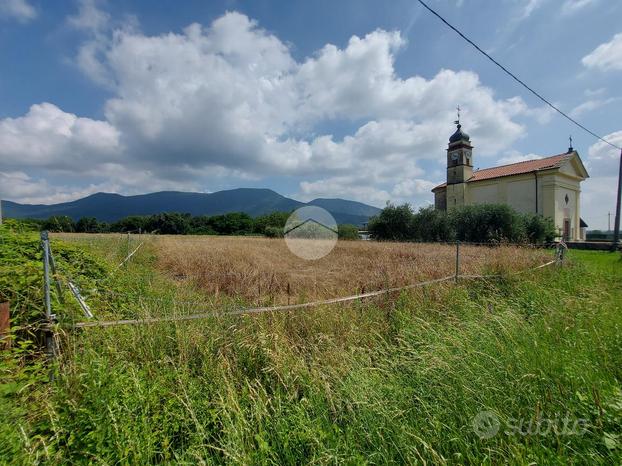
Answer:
415;0;621;151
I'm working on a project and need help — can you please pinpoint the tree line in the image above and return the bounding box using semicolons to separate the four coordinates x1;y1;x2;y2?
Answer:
368;204;556;244
22;211;361;239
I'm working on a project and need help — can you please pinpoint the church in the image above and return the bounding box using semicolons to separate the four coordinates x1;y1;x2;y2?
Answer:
431;121;589;241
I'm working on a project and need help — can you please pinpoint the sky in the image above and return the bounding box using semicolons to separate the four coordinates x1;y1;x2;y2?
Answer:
0;0;621;229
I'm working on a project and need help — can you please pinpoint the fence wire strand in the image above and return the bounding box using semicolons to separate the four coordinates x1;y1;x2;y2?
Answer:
70;256;559;329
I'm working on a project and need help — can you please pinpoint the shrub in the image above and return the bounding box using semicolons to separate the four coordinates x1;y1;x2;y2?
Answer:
369;203;554;244
337;224;360;240
264;226;284;238
368;203;414;241
523;213;556;243
451;204;526;243
411;206;454;242
42;215;76;232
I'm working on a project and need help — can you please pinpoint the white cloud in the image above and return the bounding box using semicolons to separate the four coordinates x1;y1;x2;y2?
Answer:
0;0;36;22
0;103;120;171
1;10;547;206
0;171;118;205
570;97;618;118
67;0;110;32
582;32;622;71
585;130;622;177
497;151;542;165
562;0;598;15
519;0;545;20
580;130;622;229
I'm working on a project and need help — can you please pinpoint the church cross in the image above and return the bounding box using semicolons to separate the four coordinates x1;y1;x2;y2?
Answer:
455;105;461;125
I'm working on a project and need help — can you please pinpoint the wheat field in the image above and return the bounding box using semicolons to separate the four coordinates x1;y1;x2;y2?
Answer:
150;236;550;304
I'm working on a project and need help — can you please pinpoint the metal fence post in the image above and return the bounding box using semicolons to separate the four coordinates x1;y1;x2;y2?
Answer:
455;240;460;283
47;243;64;303
41;231;56;361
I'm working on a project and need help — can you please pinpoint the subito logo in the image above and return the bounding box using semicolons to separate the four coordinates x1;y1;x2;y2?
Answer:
472;411;501;439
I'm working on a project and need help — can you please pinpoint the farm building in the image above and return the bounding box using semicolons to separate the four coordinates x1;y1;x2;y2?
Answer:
432;122;589;241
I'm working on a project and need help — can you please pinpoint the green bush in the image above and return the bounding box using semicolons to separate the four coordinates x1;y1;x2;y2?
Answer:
411;206;454;241
368;203;414;241
42;215;76;233
451;204;526;243
369;203;555;244
264;226;284;238
338;224;360;240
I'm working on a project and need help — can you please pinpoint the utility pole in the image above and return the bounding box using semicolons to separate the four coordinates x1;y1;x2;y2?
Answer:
608;212;611;232
612;149;622;250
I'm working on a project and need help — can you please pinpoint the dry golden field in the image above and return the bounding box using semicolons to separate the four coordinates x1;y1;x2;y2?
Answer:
150;236;551;303
55;233;552;306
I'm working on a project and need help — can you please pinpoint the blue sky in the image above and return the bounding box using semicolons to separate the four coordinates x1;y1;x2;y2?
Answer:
0;0;621;229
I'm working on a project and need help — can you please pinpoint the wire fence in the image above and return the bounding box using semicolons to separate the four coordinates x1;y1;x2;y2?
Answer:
40;232;567;334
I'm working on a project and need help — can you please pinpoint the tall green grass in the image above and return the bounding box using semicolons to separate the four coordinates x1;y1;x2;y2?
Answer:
2;231;621;464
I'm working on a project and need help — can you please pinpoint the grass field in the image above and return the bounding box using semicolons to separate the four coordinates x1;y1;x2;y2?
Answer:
2;230;621;464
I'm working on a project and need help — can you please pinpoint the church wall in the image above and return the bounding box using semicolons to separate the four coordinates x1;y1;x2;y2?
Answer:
446;183;467;208
506;178;537;214
540;174;581;240
434;189;447;210
467;173;539;214
552;176;581;240
468;183;499;205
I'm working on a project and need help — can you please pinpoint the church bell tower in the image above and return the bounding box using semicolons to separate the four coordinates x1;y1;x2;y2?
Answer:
446;108;473;207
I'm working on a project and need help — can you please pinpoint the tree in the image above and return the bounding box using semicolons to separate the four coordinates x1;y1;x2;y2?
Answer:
338;224;360;240
42;216;76;232
368;203;415;241
523;213;556;243
264;226;284;238
110;216;148;233
451;204;526;243
76;217;104;233
209;212;253;235
144;213;191;235
189;216;217;235
411;206;453;242
253;212;290;234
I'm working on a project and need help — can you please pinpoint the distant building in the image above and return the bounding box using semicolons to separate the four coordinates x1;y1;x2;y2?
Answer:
432;122;589;241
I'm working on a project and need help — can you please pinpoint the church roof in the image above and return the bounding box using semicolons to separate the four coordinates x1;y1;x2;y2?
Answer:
432;151;578;191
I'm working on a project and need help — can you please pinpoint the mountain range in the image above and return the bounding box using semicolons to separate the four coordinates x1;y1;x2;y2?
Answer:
2;189;381;226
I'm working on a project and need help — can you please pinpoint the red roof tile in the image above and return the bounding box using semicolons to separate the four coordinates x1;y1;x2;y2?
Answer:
432;152;575;191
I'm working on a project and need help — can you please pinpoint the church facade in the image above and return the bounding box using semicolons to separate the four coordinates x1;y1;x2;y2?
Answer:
431;123;589;241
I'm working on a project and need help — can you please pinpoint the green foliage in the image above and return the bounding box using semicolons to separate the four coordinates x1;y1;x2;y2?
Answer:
337;224;360;240
253;212;290;234
42;215;76;233
264;226;284;238
0;226;111;328
523;212;556;243
109;215;148;233
208;212;254;235
144;212;191;235
3;247;621;463
75;217;107;233
452;204;525;243
367;203;414;241
0;218;44;233
410;206;454;241
41;211;297;237
370;203;556;244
